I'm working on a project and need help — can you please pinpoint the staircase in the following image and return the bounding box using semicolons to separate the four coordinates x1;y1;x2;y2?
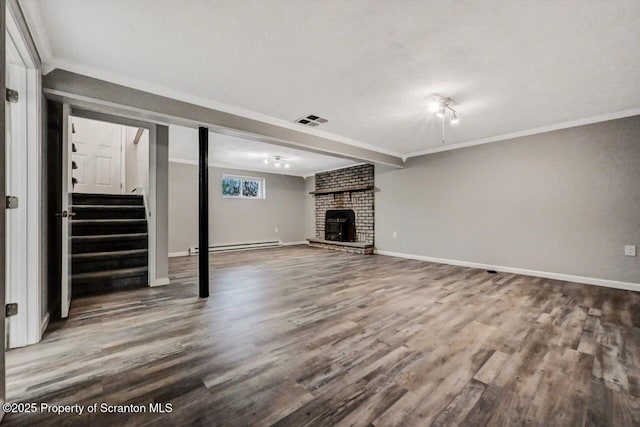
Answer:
71;193;149;296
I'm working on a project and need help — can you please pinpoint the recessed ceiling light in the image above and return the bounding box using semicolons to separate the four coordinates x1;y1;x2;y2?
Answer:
284;164;290;169
263;159;269;165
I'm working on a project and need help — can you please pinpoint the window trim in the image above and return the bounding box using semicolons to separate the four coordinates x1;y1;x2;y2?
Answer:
221;174;266;199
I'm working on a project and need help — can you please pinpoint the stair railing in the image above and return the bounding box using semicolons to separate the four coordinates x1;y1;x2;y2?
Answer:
132;187;151;222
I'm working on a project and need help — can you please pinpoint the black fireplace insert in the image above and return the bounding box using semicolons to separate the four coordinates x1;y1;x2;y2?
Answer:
325;209;356;242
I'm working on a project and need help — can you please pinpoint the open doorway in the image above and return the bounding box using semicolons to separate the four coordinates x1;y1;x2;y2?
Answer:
66;115;150;301
70;116;149;195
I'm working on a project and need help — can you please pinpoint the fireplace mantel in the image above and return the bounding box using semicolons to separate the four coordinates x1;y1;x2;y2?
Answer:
309;185;374;196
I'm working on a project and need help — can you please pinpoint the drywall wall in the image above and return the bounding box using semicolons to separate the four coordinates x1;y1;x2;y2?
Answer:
168;162;306;253
376;115;640;284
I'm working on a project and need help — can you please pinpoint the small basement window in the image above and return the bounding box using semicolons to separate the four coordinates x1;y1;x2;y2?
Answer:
222;175;266;199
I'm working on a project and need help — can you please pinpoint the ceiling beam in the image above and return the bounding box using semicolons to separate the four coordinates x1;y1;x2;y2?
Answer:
43;69;404;168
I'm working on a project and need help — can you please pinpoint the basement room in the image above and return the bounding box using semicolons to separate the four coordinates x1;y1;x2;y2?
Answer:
1;0;639;425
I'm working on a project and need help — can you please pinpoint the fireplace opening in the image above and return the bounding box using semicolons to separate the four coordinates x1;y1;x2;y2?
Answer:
325;209;356;242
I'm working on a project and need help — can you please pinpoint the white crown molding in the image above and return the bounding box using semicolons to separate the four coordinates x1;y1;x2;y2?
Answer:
405;107;640;159
375;250;640;293
16;0;53;63
43;57;406;159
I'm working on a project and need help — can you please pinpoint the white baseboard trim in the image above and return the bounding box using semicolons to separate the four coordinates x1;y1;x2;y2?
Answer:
150;277;171;287
281;241;308;246
40;312;50;337
168;251;190;258
171;241;307;257
375;250;640;293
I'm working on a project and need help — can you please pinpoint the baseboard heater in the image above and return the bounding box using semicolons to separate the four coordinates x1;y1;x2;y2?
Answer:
189;240;282;255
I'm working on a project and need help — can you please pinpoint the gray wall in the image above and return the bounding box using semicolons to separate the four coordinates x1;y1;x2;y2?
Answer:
376;116;640;283
168;163;306;253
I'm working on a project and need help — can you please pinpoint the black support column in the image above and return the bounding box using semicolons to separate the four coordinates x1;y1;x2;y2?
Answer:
198;127;209;298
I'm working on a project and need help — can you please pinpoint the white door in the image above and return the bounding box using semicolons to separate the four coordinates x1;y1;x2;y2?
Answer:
61;104;73;318
71;116;124;194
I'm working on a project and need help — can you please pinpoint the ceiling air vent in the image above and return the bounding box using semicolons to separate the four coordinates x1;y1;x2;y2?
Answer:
295;114;328;127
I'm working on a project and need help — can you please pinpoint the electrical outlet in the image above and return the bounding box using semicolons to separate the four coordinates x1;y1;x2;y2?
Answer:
625;245;636;257
274;227;279;233
392;231;397;239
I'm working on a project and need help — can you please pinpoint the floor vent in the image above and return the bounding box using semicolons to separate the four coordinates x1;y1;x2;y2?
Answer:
189;240;282;254
295;114;328;127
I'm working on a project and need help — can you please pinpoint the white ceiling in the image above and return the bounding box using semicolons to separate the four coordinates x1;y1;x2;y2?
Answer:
169;125;356;177
21;0;640;157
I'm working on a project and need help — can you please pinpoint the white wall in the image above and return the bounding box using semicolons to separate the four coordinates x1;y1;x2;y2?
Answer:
376;116;640;285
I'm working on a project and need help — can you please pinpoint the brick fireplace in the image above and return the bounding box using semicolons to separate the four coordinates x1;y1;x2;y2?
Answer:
307;164;374;254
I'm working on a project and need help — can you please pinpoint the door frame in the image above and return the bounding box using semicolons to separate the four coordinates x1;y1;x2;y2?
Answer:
69;108;158;286
5;1;43;346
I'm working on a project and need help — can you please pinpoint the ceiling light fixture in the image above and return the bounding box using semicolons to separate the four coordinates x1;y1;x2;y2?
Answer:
427;95;460;143
428;98;440;113
264;155;290;169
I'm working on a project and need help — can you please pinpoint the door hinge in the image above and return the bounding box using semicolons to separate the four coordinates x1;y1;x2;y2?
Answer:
5;303;18;317
5;88;18;103
6;196;19;209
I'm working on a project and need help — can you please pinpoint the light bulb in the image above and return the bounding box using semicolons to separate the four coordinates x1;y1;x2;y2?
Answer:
436;106;445;118
263;159;269;165
428;98;439;113
450;113;459;124
284;164;290;169
275;162;281;167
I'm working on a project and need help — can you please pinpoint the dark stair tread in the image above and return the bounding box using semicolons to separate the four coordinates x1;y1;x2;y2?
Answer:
72;219;147;224
72;205;146;209
72;249;148;260
72;193;143;199
72;233;148;241
72;266;148;281
72;193;144;206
